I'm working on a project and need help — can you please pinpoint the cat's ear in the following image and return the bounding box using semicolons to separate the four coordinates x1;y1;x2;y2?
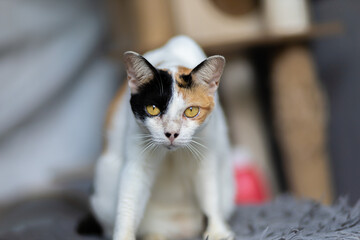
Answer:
123;51;156;94
191;55;225;95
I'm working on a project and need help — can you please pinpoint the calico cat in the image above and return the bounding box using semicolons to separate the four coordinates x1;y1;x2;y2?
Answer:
91;36;235;240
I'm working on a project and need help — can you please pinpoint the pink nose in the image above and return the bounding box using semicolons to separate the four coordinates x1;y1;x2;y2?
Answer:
165;132;179;142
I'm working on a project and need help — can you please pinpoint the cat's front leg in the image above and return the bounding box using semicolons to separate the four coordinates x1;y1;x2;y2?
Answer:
194;154;234;240
113;149;163;240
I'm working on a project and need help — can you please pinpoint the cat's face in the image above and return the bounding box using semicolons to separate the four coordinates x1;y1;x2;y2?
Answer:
124;52;225;150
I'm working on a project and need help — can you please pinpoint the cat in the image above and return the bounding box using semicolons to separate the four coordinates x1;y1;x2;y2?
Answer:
90;36;235;240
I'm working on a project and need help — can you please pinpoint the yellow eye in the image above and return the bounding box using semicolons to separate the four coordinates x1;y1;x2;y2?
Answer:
184;106;200;118
146;105;160;116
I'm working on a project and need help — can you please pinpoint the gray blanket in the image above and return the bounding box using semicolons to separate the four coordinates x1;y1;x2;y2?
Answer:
0;189;359;240
231;195;360;240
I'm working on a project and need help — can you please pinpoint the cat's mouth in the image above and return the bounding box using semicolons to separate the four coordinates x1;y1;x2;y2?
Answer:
166;145;176;150
164;140;190;151
165;143;180;150
149;138;189;151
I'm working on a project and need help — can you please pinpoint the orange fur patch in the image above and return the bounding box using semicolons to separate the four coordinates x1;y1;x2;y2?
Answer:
175;66;192;88
105;81;127;130
175;67;215;124
106;82;127;129
103;82;128;152
177;66;192;75
180;87;214;124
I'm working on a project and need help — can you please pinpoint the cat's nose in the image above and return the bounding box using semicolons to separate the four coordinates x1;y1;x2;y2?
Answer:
165;132;179;142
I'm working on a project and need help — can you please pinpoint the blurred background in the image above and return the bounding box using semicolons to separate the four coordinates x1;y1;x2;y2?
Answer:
0;0;359;212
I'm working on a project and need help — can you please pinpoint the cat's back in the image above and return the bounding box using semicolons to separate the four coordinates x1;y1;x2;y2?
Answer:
144;35;206;69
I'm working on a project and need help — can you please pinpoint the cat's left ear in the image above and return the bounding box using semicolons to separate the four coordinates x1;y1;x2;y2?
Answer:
191;55;225;95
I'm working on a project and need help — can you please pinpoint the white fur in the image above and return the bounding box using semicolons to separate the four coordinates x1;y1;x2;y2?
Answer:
91;36;235;240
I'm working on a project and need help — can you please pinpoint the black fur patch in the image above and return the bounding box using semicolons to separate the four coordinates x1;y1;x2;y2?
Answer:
130;70;173;120
77;212;103;236
177;74;193;88
192;58;207;73
177;58;207;89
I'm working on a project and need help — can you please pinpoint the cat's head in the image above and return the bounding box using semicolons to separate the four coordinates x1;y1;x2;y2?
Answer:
124;51;225;150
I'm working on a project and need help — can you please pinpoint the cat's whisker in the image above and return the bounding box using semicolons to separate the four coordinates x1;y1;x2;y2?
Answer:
140;141;155;155
151;143;160;154
133;134;163;148
141;141;153;149
189;142;205;161
185;146;194;162
190;140;207;149
132;136;153;141
192;136;202;140
151;138;165;142
133;134;153;138
148;145;156;155
186;143;202;163
138;137;153;141
139;138;153;145
134;136;153;139
184;144;196;161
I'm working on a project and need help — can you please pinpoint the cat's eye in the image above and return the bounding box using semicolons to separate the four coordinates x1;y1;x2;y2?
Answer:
146;105;160;116
184;106;200;118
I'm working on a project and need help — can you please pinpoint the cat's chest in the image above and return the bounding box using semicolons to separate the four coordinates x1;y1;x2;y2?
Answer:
150;150;199;204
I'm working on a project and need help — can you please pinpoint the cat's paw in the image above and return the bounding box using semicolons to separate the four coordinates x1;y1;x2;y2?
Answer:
203;229;235;240
142;233;167;240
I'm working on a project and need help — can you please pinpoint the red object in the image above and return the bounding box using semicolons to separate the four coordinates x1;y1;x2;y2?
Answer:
234;164;270;205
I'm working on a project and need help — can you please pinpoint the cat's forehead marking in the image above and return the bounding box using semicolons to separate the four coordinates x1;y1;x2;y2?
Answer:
175;66;193;89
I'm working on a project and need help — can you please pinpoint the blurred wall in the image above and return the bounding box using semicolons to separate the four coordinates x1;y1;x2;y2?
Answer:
312;0;360;204
0;0;120;203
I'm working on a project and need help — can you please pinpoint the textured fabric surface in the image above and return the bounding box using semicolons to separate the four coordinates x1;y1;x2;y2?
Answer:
231;195;360;240
0;187;359;240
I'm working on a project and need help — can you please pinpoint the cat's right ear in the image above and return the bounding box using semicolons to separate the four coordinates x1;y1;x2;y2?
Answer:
123;51;156;94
